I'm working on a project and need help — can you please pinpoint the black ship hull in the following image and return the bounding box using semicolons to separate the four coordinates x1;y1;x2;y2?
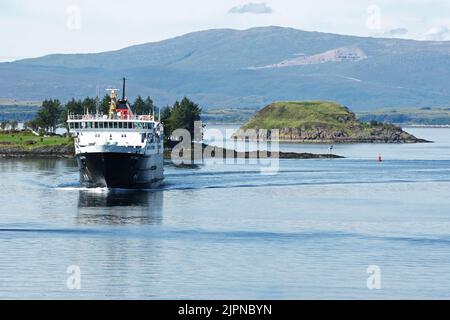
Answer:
76;152;164;189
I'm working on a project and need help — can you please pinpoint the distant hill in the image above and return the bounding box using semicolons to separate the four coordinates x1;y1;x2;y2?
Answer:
233;101;428;143
0;99;41;122
358;107;450;126
2;26;450;110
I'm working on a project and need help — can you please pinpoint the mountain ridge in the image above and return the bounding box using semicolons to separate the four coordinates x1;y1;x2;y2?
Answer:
2;26;450;110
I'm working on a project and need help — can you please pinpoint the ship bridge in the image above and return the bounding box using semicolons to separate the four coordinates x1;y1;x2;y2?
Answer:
67;114;160;131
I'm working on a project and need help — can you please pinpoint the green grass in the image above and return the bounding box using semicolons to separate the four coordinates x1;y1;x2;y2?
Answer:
0;131;72;150
242;101;357;130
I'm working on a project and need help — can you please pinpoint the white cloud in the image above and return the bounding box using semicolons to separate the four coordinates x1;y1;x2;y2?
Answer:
425;26;450;40
3;0;450;61
384;27;409;37
228;2;273;14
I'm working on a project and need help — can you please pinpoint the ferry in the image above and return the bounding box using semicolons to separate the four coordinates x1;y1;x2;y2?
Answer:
67;78;164;189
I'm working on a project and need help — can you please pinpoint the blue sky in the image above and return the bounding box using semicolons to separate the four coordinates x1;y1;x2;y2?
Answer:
1;0;450;62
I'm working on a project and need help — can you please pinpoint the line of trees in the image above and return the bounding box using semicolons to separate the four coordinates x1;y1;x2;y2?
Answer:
25;95;155;135
25;95;201;138
0;120;19;131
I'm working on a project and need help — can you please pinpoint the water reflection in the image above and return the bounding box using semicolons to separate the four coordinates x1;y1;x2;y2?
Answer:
76;190;163;225
0;157;77;173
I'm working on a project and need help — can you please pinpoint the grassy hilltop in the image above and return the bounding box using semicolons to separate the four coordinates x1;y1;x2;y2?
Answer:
242;101;356;130
235;101;428;143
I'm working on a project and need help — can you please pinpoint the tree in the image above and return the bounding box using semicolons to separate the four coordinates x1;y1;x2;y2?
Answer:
167;97;202;139
25;120;39;132
132;96;154;115
144;97;154;115
0;121;8;131
82;97;96;114
370;120;381;127
60;98;83;133
160;106;172;137
34;99;62;134
9;120;18;131
100;94;111;115
66;98;84;114
132;96;146;115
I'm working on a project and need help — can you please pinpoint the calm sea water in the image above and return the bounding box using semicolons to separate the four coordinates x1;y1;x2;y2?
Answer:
0;127;450;299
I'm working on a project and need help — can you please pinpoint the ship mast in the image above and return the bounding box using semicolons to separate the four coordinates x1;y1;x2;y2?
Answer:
122;77;126;101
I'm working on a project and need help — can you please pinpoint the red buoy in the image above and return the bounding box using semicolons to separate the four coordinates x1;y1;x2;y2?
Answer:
378;153;382;162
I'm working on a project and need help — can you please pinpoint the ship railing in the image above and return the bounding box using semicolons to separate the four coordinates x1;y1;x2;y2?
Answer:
67;114;156;121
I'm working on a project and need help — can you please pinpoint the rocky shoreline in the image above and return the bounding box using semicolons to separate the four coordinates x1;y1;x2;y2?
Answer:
164;143;343;159
233;126;431;143
0;143;343;160
0;144;75;158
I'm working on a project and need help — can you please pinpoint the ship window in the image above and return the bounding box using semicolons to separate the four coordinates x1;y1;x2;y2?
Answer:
128;122;132;129
135;122;143;129
75;122;79;129
108;122;112;129
99;122;103;129
119;122;123;129
114;122;118;129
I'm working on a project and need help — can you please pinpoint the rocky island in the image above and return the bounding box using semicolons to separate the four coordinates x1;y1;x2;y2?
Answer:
233;101;430;143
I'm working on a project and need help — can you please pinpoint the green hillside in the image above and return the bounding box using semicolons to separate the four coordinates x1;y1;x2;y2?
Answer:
242;101;356;130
